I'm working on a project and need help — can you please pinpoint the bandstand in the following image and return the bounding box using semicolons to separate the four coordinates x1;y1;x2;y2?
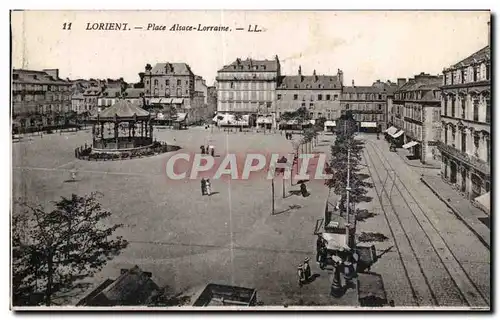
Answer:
90;100;154;152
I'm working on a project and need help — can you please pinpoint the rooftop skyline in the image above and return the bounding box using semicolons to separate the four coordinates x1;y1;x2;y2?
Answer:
12;11;490;86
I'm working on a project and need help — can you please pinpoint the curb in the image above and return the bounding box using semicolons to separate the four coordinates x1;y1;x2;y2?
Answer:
420;177;490;250
396;151;440;169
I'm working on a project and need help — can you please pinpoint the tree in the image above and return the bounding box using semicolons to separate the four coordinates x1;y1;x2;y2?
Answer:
12;192;128;306
325;112;372;214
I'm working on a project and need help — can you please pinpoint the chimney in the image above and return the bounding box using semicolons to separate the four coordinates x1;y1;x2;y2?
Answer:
298;65;302;76
397;78;407;87
352;80;355;87
337;69;344;85
43;69;59;79
313;69;318;81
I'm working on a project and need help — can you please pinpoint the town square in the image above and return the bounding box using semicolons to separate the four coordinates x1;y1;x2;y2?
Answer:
10;10;491;309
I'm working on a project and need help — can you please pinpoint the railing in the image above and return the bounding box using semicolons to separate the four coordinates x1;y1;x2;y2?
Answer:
437;141;490;176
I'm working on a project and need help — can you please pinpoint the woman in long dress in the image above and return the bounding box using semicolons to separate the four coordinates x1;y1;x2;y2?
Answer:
205;179;212;196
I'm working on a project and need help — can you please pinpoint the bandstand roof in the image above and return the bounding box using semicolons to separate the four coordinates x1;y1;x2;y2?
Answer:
92;100;150;120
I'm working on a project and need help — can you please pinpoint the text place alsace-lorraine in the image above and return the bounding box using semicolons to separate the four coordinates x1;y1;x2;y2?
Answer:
10;10;491;310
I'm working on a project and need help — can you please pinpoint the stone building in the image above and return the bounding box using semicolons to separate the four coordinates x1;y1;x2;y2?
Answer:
83;86;102;114
341;80;398;132
12;68;72;132
276;66;343;121
216;56;281;126
143;62;204;125
391;73;443;163
71;92;85;114
439;45;491;203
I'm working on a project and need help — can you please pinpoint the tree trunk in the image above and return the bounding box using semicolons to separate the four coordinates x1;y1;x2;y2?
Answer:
271;178;275;214
45;253;54;306
282;177;286;198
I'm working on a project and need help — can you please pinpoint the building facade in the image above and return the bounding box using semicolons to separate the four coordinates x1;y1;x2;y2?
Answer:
341;80;397;131
392;73;442;163
71;93;85;113
83;87;102;114
439;45;491;201
12;68;72;132
216;56;280;121
276;67;343;120
143;62;204;124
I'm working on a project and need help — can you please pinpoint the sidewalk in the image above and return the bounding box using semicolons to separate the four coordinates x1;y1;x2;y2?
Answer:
420;175;490;249
395;148;440;169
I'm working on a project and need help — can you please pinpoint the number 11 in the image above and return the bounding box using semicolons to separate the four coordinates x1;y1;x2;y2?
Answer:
63;22;72;30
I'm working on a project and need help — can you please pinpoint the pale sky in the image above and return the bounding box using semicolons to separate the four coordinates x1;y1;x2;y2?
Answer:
11;10;490;86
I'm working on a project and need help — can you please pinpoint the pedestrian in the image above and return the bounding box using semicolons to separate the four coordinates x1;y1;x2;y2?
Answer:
201;178;206;195
205;179;212;196
300;182;308;197
297;264;305;287
316;234;325;263
319;246;328;270
200;145;205;154
303;257;311;281
211;147;215;157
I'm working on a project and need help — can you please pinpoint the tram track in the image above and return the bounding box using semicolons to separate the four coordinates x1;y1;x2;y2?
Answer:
362;138;488;307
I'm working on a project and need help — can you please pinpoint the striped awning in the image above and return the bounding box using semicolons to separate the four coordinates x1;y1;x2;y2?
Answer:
392;130;404;138
150;98;161;104
172;98;184;104
474;192;490;215
403;141;419;149
324;121;336;127
385;126;398;135
361;122;377;128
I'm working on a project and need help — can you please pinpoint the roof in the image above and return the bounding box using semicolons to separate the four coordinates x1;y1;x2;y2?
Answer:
72;93;84;100
150;62;194;76
447;45;490;70
277;75;341;90
101;87;122;98
124;88;144;99
78;266;159;306
218;58;279;72
395;74;443;101
94;100;150;119
12;69;70;85
84;87;102;95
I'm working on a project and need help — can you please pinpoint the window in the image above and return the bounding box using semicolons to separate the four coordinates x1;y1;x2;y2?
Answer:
230;82;234;89
486;137;491;164
486;97;491;123
154;79;158;86
177;79;181;86
309;112;314;118
318;94;323;100
451;127;456;146
473;66;479;82
301;102;306;107
461;69;466;84
277;94;282;100
486;64;490;80
378;104;382;110
334;94;338;101
166;80;169;86
176;88;181;96
378;94;382;99
326;94;331;100
309;103;314;107
461;130;467;152
443;96;448;116
293;94;298;100
185;89;189;94
461;97;466;119
473;134;480;155
451;97;456;117
473;98;479;121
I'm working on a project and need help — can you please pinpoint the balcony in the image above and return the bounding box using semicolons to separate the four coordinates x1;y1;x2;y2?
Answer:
437;141;490;177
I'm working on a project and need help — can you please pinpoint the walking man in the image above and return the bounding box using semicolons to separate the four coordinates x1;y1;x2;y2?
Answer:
201;178;206;195
316;234;326;263
303;257;311;282
205;179;212;196
297;264;305;287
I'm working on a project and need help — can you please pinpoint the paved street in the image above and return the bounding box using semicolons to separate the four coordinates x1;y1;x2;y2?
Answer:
12;129;490;307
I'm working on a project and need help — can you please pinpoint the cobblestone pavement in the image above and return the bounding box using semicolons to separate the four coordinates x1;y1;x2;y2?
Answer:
357;134;490;308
